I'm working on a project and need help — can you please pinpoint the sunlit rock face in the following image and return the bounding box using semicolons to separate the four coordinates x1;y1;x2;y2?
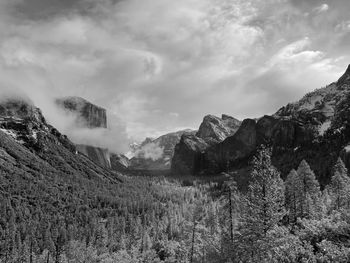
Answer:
56;96;107;128
171;65;350;187
196;114;241;145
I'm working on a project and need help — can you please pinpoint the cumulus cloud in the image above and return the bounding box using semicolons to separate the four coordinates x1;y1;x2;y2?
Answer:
133;142;164;161
313;4;329;14
0;0;349;150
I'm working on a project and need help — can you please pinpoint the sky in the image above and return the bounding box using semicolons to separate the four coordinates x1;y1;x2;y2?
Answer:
1;0;350;152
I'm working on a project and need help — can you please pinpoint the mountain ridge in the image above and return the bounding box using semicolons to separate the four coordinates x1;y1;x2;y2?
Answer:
171;64;350;187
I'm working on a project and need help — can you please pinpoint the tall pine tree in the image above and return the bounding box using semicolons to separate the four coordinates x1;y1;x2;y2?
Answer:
328;158;350;210
297;160;321;219
237;147;285;261
285;169;303;223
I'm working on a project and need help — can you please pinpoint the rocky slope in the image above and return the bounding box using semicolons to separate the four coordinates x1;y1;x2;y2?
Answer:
171;65;350;187
56;96;112;168
129;129;195;170
0;98;120;183
171;114;241;175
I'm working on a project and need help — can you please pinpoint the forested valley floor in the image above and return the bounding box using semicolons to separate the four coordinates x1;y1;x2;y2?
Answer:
1;147;350;263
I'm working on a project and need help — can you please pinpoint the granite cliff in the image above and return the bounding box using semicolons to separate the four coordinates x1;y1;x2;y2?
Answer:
171;114;241;175
171;65;350;187
56;96;107;128
56;96;111;168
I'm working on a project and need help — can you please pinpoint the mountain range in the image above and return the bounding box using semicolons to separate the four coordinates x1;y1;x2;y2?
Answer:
1;65;350;189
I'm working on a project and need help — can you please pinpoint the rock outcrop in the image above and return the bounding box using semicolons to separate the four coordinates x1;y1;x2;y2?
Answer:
171;114;241;175
76;145;111;169
56;96;107;128
110;153;130;172
0;98;76;153
196;114;241;145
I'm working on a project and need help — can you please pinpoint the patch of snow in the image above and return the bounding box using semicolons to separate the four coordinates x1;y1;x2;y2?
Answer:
0;128;17;139
32;131;38;140
345;145;350;153
319;121;331;136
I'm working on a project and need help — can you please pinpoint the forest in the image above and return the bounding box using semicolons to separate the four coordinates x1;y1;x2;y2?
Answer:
1;146;350;263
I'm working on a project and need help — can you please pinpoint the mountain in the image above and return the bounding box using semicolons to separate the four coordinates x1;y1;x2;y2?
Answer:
172;114;241;175
0;98;119;182
129;129;195;170
56;96;107;128
55;96;111;168
0;97;206;262
171;65;350;187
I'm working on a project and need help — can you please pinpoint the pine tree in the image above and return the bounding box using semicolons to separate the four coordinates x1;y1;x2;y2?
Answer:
329;158;350;210
221;174;239;244
189;201;205;263
285;169;303;223
238;147;285;261
297;160;321;219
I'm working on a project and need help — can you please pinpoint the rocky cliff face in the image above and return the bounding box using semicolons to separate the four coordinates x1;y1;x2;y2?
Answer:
0;98;76;153
171;65;350;187
76;145;111;169
56;96;107;128
196;114;241;145
171;114;241;175
129;129;195;170
110;153;130;172
56;96;111;168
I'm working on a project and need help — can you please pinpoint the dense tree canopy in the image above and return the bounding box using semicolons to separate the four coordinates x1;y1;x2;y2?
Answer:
1;147;350;262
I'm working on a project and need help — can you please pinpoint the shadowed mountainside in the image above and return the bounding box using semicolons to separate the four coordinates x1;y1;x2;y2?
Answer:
171;65;350;188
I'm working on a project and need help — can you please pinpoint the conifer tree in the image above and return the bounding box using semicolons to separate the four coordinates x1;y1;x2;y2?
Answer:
189;201;205;263
329;158;350;210
297;160;321;218
285;169;303;223
238;147;285;261
221;174;239;244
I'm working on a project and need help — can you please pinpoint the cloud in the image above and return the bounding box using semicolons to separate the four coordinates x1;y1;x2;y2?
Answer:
133;142;164;161
313;4;329;14
267;38;324;69
0;0;348;150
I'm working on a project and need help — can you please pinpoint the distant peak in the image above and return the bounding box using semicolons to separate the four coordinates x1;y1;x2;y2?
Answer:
337;64;350;86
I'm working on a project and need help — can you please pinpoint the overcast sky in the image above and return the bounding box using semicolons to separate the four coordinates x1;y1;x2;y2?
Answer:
1;0;350;145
